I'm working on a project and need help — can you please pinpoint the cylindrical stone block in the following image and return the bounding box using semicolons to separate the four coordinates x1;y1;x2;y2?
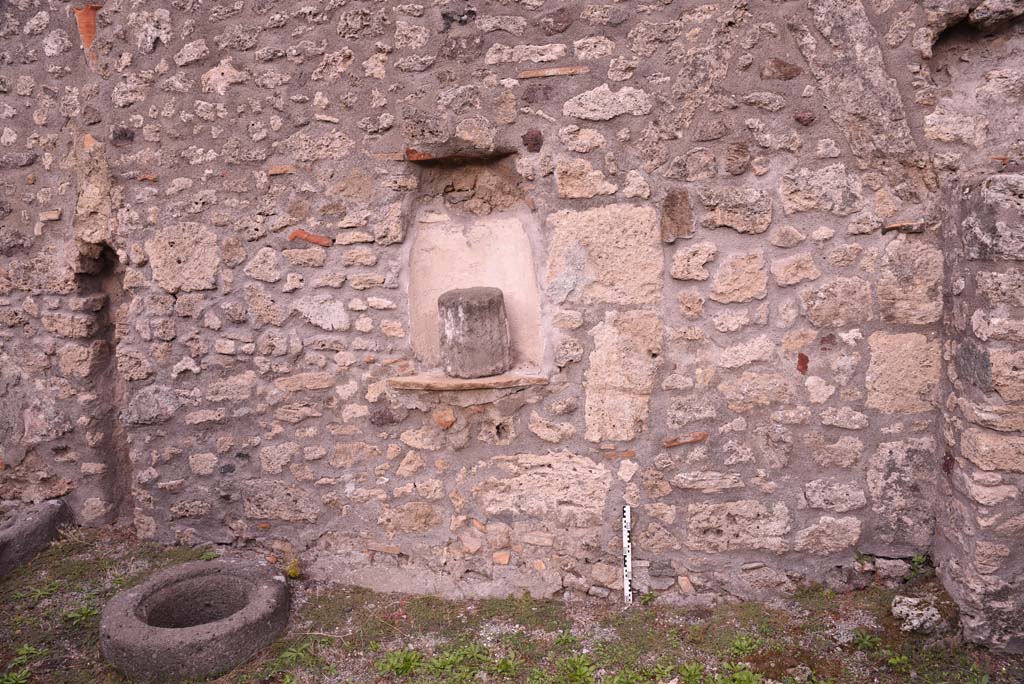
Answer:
437;287;512;379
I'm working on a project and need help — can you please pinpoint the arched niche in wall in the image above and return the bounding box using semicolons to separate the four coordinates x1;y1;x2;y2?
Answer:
404;158;545;375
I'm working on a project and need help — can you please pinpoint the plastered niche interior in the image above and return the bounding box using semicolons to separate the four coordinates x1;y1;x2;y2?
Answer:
406;160;544;373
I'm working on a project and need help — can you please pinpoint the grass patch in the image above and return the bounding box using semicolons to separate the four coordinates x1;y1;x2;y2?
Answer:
477;593;571;632
0;527;208;684
2;529;1021;684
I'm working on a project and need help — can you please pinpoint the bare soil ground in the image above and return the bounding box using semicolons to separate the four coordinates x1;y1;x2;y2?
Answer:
2;526;1022;684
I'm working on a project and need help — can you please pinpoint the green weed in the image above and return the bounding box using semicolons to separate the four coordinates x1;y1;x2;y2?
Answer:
678;661;706;684
375;649;424;677
422;642;489;676
553;630;580;650
12;581;60;606
908;554;933;580
555;654;596;684
491;656;520;677
7;645;46;670
277;640;317;668
851;629;880;652
424;650;464;675
885;652;910;673
607;669;643;684
730;634;763;658
648;659;676;681
526;669;552;684
714;663;763;684
0;670;31;684
61;604;99;627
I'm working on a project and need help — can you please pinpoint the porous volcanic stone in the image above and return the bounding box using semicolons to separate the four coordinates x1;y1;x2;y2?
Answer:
0;499;73;577
437;287;513;378
100;560;289;683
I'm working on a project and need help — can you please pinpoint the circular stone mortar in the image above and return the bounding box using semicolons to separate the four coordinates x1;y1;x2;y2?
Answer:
100;559;289;683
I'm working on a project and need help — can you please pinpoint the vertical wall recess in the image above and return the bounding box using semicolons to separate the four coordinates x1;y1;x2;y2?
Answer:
73;242;130;524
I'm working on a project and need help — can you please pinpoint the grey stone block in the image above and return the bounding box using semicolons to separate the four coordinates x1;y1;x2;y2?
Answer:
438;287;513;378
0;499;73;578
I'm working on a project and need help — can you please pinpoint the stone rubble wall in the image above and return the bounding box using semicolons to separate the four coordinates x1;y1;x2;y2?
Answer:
937;172;1024;652
923;15;1024;652
0;0;1021;649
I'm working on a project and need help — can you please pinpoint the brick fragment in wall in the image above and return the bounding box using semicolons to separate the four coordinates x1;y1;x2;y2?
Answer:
660;189;694;243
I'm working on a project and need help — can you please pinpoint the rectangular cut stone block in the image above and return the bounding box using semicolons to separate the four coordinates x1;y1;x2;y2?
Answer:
438;287;512;379
961;428;1024;473
990;349;1024;402
866;438;936;555
958;398;1024;432
977;271;1024;307
545;204;662;305
41;312;98;339
963;175;1024;261
685;500;791;553
866;332;941;414
584;310;662;442
470;452;609;528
